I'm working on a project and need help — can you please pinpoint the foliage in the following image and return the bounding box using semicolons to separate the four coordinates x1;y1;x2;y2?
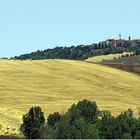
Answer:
66;99;98;124
74;118;99;139
75;99;98;123
13;40;140;60
47;112;61;127
21;106;45;139
98;109;134;139
21;100;140;139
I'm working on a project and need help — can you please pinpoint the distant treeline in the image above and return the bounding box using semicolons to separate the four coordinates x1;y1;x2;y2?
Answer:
13;41;140;60
21;99;140;139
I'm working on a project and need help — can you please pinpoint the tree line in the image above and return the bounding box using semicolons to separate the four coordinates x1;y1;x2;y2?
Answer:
13;41;140;60
21;99;140;139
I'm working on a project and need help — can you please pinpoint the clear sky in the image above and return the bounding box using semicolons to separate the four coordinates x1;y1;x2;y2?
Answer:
0;0;140;57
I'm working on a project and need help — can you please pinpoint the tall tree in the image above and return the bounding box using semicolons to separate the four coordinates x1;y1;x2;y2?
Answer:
21;106;45;139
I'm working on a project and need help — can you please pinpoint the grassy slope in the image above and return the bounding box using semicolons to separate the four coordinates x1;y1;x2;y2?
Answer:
85;52;132;63
102;55;140;64
0;59;140;134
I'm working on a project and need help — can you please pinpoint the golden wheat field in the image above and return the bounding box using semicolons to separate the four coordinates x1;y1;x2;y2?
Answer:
0;59;140;135
85;52;132;63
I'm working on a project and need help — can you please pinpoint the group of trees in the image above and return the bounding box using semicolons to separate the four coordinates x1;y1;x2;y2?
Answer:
113;53;135;60
21;99;140;139
13;40;140;60
14;46;125;60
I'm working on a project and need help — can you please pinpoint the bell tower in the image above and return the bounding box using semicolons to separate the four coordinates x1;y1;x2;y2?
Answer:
128;36;131;41
119;34;121;40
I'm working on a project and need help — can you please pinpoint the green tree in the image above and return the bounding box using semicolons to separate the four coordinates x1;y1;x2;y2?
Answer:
39;123;60;139
46;118;99;139
122;133;132;139
76;99;98;123
47;112;61;127
21;100;140;139
38;123;50;139
21;106;45;139
53;121;72;139
75;118;99;139
98;109;134;139
67;104;81;124
132;118;140;138
98;110;116;139
134;130;140;139
114;109;134;138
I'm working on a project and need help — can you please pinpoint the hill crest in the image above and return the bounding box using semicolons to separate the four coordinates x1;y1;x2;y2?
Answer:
13;37;140;60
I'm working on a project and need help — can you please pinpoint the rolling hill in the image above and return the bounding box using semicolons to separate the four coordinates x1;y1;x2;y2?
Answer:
102;55;140;64
85;53;140;74
0;59;140;135
85;52;132;63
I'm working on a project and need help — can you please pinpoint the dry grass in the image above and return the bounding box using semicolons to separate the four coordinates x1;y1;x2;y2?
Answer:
0;59;140;135
85;52;132;63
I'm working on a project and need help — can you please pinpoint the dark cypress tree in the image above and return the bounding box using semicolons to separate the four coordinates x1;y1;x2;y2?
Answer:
21;106;45;139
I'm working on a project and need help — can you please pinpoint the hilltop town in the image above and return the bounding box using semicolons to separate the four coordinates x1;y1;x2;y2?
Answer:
98;35;140;48
13;35;140;60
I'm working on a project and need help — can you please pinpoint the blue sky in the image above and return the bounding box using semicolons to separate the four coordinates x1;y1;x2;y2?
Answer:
0;0;140;57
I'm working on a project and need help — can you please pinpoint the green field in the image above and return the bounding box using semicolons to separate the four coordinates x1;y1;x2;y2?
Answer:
0;59;140;135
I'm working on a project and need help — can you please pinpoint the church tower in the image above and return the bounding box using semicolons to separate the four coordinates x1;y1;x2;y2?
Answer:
129;36;131;41
119;34;121;40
